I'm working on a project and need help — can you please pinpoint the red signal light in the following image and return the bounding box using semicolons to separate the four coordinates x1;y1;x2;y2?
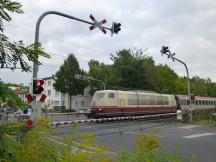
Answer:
36;80;44;86
33;79;44;94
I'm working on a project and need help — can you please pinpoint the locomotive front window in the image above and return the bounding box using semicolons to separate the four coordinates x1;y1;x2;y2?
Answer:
95;93;105;99
108;93;115;98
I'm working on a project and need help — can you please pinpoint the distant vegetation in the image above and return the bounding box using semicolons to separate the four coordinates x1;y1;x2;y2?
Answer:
87;48;216;97
0;83;27;110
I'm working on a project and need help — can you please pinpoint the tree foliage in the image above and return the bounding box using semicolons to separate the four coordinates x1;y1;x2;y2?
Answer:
0;83;27;109
88;48;216;97
0;0;49;72
54;54;87;109
88;60;112;95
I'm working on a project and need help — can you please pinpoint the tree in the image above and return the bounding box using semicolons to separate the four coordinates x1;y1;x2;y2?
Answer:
88;60;113;95
0;0;49;72
151;64;178;94
54;54;87;110
110;49;151;90
0;82;27;110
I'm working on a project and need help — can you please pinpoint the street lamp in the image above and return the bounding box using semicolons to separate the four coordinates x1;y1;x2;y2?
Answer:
75;74;105;90
161;46;193;123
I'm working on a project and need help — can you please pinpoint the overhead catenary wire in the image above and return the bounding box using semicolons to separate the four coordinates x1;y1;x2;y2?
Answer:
4;25;110;69
4;22;108;57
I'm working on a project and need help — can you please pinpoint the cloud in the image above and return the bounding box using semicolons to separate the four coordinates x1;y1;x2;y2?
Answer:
1;0;216;84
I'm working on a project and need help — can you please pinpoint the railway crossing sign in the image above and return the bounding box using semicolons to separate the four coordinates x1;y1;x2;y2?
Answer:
89;14;107;34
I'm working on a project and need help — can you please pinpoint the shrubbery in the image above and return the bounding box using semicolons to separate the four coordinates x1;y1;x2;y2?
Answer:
0;116;195;162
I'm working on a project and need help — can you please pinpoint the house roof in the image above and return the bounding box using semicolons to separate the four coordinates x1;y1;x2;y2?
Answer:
42;76;55;80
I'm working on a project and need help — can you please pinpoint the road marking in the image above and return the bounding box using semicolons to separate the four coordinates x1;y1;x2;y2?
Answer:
80;125;92;129
179;125;200;129
182;133;216;139
48;138;91;153
125;131;164;137
41;131;118;156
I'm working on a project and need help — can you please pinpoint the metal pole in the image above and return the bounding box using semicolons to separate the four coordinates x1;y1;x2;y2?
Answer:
174;58;191;103
33;11;112;78
80;75;105;90
172;57;192;123
32;11;112;124
162;50;192;123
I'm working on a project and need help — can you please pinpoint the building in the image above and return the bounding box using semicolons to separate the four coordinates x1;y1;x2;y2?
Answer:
13;87;29;104
42;76;91;111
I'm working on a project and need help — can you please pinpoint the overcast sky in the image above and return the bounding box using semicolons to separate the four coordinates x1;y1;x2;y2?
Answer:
1;0;216;84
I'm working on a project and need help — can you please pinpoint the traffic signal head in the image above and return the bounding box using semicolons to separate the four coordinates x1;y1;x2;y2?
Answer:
161;46;169;54
33;79;44;94
111;22;121;35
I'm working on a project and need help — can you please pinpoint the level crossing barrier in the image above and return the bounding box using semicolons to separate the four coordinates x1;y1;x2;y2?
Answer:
51;112;179;127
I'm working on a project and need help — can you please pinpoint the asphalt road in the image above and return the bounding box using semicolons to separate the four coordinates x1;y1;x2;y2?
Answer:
53;119;216;162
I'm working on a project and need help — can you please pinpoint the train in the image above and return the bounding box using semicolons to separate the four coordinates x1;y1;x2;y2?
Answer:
89;90;216;118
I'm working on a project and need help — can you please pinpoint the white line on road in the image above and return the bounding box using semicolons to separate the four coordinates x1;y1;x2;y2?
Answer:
179;125;200;129
182;133;216;139
80;125;92;129
125;131;164;137
41;131;118;156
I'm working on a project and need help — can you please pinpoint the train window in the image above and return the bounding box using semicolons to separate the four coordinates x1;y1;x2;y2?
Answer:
154;96;161;105
148;96;155;105
128;94;138;105
95;93;105;99
199;100;202;105
138;95;147;105
162;96;168;105
108;93;115;98
195;100;198;105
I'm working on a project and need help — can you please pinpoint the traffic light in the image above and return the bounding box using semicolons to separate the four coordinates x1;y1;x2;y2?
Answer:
32;79;44;94
191;95;196;101
111;22;121;35
161;46;170;55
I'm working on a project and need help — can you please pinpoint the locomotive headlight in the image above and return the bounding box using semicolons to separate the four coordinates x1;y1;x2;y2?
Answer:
99;108;102;111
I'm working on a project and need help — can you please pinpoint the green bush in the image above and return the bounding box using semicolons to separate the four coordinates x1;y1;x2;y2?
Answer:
119;132;184;162
0;117;196;162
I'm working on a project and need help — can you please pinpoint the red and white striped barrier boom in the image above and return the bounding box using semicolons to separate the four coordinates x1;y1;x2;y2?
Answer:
51;112;179;126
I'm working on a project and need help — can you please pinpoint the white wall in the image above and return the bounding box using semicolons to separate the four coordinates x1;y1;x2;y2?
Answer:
42;78;91;110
